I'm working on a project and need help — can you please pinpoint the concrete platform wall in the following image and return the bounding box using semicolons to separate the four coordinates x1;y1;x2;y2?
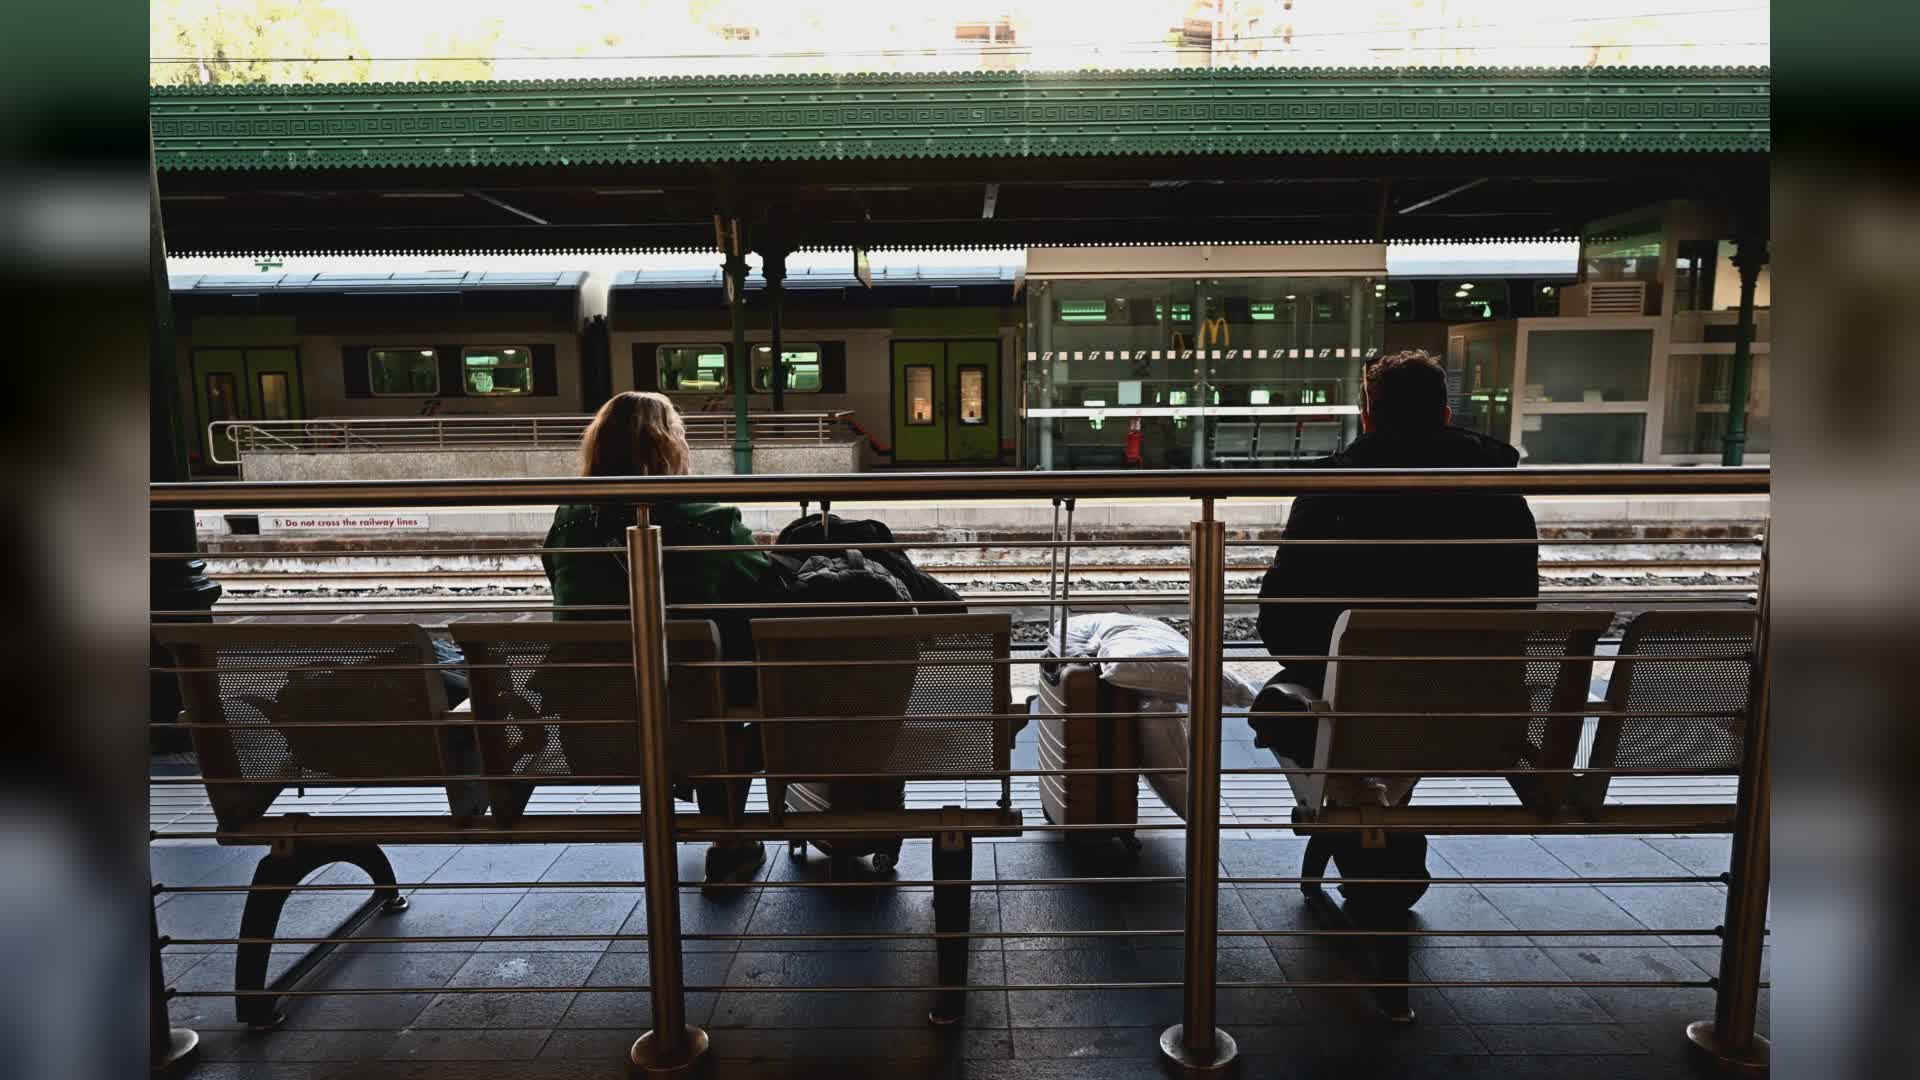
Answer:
236;442;863;482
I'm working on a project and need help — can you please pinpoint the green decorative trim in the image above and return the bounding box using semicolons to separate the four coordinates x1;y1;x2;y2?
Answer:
152;66;1768;171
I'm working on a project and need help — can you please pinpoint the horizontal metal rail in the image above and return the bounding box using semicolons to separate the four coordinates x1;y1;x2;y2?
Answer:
152;465;1770;508
210;412;856;464
154;873;1724;895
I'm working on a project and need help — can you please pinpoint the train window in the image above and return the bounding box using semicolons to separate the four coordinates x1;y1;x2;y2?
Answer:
905;366;936;425
204;373;238;421
957;366;988;425
369;348;439;395
1438;281;1509;322
257;373;291;420
751;345;822;393
1382;282;1415;322
463;347;533;395
658;345;729;393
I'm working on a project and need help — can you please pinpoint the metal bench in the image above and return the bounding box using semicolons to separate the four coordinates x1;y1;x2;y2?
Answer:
450;620;744;826
1255;607;1755;1021
751;613;1024;1025
154;623;481;1029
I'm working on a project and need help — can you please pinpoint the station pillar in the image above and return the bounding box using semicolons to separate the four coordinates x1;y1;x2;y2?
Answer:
722;241;752;475
148;134;221;743
1720;236;1769;466
148;130;213;1076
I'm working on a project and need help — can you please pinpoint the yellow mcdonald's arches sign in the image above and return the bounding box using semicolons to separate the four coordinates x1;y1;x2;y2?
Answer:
1170;317;1229;352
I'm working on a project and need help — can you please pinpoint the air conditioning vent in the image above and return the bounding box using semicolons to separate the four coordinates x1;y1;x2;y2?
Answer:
1560;281;1647;317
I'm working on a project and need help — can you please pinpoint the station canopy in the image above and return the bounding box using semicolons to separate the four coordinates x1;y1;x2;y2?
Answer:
152;65;1768;257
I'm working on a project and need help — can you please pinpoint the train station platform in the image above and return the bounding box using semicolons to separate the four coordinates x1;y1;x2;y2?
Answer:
155;727;1758;1079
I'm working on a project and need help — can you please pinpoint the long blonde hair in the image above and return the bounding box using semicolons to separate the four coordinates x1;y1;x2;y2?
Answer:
578;391;691;477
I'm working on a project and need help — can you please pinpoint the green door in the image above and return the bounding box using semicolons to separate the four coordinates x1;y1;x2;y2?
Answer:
946;339;1000;463
891;341;948;463
891;339;1000;464
193;347;305;466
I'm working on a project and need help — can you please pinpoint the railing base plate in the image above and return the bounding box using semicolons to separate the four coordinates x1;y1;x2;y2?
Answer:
630;1025;711;1077
152;1028;199;1077
1686;1020;1769;1076
1159;1024;1237;1077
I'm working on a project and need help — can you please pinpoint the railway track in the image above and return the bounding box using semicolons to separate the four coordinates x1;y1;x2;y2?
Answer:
206;565;1758;618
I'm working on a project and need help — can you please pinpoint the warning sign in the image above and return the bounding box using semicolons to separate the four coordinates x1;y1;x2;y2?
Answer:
261;513;431;532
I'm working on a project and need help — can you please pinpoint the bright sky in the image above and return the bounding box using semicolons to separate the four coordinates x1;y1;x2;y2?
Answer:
156;0;1770;79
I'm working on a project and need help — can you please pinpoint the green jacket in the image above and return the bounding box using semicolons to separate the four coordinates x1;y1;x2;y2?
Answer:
543;501;773;619
544;501;776;703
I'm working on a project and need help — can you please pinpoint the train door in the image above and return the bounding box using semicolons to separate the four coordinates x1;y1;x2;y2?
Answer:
890;339;1001;464
891;341;946;462
192;347;305;466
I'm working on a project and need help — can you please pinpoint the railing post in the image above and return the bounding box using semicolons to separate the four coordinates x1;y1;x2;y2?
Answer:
151;901;198;1076
1688;536;1772;1075
626;520;710;1076
1162;498;1236;1076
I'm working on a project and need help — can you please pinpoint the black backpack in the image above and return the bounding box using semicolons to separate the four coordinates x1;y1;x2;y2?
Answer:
778;549;913;617
772;514;966;615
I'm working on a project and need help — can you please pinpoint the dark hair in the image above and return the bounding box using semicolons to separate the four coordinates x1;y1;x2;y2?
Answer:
1363;351;1450;431
578;391;691;477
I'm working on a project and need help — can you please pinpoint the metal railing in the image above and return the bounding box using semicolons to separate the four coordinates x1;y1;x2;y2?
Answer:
150;467;1771;1077
208;411;858;464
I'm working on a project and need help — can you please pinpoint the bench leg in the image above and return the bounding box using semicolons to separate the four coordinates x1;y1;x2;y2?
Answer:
1300;833;1336;901
929;830;972;1026
234;843;405;1030
1358;906;1416;1024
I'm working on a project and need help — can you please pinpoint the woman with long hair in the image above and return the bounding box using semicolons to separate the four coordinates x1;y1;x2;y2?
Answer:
543;391;772;883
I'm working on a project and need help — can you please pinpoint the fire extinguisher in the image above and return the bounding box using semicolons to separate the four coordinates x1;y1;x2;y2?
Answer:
1124;417;1144;467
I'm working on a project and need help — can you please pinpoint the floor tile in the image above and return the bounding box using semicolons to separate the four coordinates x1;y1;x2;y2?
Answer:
1542;945;1718;1025
1416;946;1612;1026
1474;1023;1645;1055
423;845;569;892
479;891;638;952
409;951;600;1029
379;1027;552;1061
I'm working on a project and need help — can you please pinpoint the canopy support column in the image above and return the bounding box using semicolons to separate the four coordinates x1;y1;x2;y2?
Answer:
1720;236;1769;466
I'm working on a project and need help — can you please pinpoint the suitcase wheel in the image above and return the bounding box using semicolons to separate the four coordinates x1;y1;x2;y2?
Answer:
787;841;808;862
870;851;898;875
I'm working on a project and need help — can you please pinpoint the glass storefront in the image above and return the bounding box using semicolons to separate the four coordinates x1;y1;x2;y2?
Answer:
1663;351;1771;456
1023;276;1380;468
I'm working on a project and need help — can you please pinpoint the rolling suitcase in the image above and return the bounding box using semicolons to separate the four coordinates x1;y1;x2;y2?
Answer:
1032;663;1142;851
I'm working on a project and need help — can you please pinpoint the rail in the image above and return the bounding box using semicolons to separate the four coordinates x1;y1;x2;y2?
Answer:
149;467;1771;1077
207;411;857;465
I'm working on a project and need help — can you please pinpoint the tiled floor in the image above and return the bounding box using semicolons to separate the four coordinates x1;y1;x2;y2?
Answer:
157;751;1759;1078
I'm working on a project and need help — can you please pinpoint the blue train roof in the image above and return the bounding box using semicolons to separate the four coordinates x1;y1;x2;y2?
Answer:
610;263;1019;291
169;271;587;293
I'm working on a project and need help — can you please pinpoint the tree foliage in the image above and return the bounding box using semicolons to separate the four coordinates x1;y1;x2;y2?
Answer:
151;0;497;86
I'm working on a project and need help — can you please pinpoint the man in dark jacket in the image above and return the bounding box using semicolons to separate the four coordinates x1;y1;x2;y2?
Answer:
1255;350;1539;730
1251;350;1538;1023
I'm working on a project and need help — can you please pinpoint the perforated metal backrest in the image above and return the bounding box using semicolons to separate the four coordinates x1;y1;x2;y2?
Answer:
752;614;1013;780
154;623;457;828
1579;609;1756;811
450;621;729;788
1310;609;1611;809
